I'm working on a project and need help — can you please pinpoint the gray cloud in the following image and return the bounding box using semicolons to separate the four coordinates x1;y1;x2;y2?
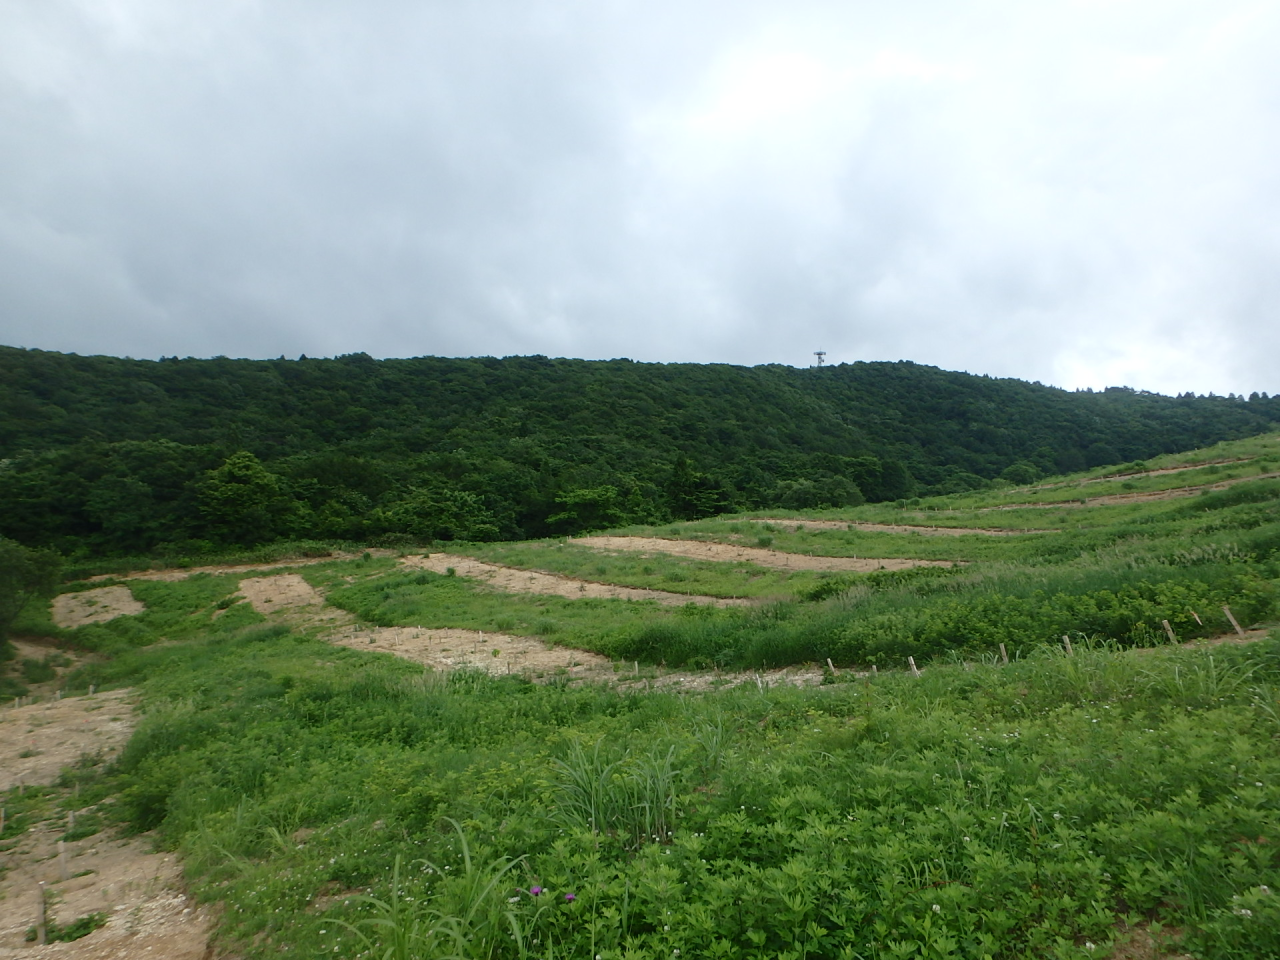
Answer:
2;0;1278;395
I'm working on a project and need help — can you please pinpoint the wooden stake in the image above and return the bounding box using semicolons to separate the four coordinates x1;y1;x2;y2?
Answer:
58;840;69;881
37;883;47;945
1222;605;1245;637
1162;620;1177;644
1190;610;1202;626
999;643;1009;665
871;664;878;675
1062;635;1073;656
826;658;837;674
908;656;921;678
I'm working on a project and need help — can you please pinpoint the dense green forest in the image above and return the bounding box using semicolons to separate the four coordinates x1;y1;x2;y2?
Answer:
2;345;1276;557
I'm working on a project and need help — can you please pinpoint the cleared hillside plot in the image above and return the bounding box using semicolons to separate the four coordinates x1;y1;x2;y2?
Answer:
327;624;615;678
50;586;144;628
402;553;751;606
441;540;831;599
573;535;958;571
0;690;212;960
0;688;134;791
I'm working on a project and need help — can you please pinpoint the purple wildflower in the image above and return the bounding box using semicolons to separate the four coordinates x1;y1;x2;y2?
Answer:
564;893;576;902
529;886;543;896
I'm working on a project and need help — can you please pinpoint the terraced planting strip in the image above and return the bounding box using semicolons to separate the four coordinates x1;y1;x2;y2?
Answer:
402;553;753;605
749;518;1054;535
573;536;957;571
989;469;1280;510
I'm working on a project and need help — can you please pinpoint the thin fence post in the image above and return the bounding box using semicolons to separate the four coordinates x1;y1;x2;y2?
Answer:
908;656;921;678
1062;635;1073;656
58;840;69;881
1162;620;1177;644
871;664;878;675
999;643;1009;665
826;658;837;675
1222;605;1245;637
1190;610;1202;626
37;882;47;945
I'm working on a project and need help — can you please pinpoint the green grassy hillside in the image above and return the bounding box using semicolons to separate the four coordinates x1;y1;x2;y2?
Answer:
3;434;1279;959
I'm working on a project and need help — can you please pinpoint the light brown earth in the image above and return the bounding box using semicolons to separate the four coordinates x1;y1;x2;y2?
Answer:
402;554;752;606
0;688;214;960
328;624;614;677
573;536;957;572
0;822;213;960
234;572;627;678
0;689;135;792
236;572;324;613
50;588;145;630
749;518;1054;536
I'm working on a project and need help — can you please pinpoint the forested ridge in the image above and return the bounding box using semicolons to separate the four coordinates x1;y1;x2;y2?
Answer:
2;345;1277;556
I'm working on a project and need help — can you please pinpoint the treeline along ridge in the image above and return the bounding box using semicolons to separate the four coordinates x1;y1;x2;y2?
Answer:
2;345;1277;556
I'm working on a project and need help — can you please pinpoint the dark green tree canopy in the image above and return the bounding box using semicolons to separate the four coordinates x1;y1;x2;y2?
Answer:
0;347;1275;555
0;538;61;653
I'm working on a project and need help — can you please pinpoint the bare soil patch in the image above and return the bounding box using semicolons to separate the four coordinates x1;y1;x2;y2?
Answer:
0;690;135;792
328;623;844;691
573;537;956;572
0;687;211;960
329;624;614;677
0;819;212;960
402;554;752;606
236;573;324;614
751;518;1054;536
50;588;144;629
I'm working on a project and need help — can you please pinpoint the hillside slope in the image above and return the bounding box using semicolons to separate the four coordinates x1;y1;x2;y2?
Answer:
1;346;1276;554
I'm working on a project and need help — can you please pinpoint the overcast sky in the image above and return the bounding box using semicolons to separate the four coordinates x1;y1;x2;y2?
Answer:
3;1;1279;395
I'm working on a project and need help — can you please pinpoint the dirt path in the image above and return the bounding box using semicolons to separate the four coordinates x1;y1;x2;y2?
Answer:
402;554;753;606
749;518;1054;536
0;690;135;791
989;470;1280;510
572;536;957;572
50;587;145;629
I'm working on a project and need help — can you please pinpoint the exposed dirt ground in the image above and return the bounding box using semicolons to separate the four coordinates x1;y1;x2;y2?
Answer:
0;687;213;960
328;624;614;677
749;518;1054;536
0;690;135;792
50;589;145;630
0;822;213;960
573;536;957;571
402;554;753;606
236;573;324;613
